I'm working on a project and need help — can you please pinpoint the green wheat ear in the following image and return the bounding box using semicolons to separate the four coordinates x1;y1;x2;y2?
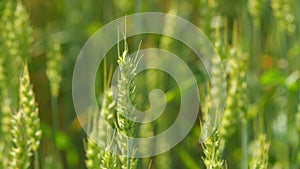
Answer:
249;134;270;169
85;89;119;169
94;36;142;169
201;131;224;169
116;38;140;169
46;37;63;97
85;59;119;169
201;93;225;169
0;1;34;167
218;47;248;150
99;90;119;169
9;64;42;169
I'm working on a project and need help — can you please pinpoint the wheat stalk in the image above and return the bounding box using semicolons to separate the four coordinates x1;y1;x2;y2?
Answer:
248;0;264;26
202;131;224;169
0;96;12;168
0;1;36;168
270;0;296;34
0;0;33;107
218;47;248;150
9;64;42;169
85;89;119;169
85;35;141;168
116;38;139;169
46;37;63;98
249;134;270;169
0;55;12;169
296;98;300;132
98;89;119;169
201;92;225;169
86;59;119;169
46;35;63;151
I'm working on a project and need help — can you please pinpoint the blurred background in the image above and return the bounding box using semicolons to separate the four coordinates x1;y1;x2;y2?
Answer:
1;0;300;169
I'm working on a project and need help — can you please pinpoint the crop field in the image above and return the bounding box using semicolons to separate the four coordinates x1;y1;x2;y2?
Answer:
0;0;300;169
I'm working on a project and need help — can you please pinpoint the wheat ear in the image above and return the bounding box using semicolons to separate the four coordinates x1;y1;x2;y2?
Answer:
9;64;42;169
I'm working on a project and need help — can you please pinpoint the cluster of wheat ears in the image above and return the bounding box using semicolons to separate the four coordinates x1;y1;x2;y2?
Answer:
0;0;300;169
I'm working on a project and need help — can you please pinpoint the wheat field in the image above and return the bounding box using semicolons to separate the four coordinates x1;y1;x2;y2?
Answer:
0;0;300;169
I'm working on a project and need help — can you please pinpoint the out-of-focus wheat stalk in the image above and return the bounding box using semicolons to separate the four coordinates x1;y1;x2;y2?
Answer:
296;97;300;132
249;134;270;169
46;36;63;150
154;4;178;169
0;0;33;106
270;0;296;34
0;98;12;168
248;0;264;26
86;59;119;169
219;47;248;150
46;37;63;98
199;0;221;42
85;89;119;169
